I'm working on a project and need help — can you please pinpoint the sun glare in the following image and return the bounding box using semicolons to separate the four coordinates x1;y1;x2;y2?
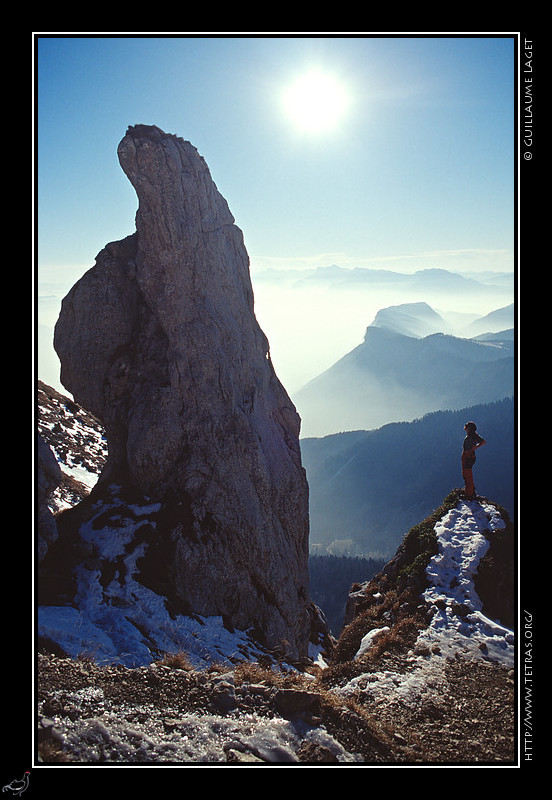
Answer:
282;69;351;134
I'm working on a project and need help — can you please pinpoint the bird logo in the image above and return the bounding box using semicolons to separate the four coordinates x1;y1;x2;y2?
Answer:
2;773;30;797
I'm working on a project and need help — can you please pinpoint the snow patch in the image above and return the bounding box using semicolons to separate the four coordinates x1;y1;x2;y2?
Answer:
355;626;390;659
339;498;514;708
418;499;513;663
38;489;276;669
46;699;362;764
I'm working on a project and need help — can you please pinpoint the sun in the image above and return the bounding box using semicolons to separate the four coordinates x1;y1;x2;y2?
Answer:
281;68;351;134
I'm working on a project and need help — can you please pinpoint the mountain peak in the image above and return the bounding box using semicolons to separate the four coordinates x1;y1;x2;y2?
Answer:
369;301;447;338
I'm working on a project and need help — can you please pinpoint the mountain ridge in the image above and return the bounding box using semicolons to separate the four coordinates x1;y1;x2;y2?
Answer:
294;303;514;438
255;265;514;294
302;397;515;558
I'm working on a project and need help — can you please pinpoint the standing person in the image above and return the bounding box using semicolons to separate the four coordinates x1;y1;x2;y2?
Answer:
462;421;486;500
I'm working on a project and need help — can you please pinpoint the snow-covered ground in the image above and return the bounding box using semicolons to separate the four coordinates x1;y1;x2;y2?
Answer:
38;380;515;762
339;498;514;708
420;499;513;661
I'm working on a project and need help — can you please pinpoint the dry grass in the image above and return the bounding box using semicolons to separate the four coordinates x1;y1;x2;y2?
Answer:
231;661;399;759
151;650;398;757
155;651;195;671
320;583;429;689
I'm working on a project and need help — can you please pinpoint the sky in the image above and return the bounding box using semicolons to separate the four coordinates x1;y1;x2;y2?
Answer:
35;34;517;394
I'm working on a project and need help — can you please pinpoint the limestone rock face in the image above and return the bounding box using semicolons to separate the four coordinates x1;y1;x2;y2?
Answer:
53;125;311;660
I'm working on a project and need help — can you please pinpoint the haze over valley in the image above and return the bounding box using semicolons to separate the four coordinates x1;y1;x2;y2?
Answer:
252;264;513;402
251;266;514;453
38;263;513;411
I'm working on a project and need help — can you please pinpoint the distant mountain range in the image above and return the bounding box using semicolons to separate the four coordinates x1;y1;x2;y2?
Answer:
301;397;515;559
293;302;514;438
255;265;514;293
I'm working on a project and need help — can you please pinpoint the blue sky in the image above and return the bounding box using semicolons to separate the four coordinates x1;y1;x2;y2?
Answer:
35;34;517;395
36;35;516;280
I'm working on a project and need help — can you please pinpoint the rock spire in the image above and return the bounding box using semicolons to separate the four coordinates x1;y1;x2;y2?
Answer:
53;125;311;660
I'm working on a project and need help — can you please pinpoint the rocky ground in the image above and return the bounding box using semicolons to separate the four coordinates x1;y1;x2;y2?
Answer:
36;644;515;765
341;651;516;763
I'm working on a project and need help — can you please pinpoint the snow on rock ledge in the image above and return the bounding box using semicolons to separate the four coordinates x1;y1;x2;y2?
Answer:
38;486;290;669
339;496;514;708
417;499;514;664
